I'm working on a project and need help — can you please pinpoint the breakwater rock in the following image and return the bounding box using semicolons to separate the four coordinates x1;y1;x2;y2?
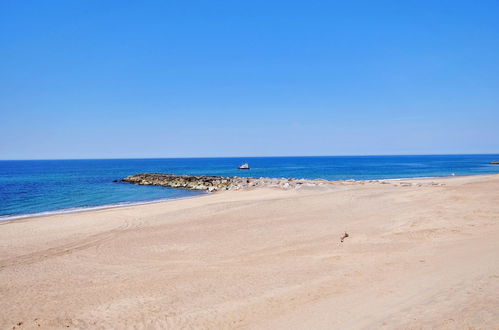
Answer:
121;173;447;192
121;173;329;192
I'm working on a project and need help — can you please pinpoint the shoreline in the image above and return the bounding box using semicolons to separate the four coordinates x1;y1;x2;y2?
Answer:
1;173;496;224
0;192;208;224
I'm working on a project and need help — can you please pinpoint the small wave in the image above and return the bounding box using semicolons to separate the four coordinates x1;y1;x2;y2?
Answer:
0;193;207;222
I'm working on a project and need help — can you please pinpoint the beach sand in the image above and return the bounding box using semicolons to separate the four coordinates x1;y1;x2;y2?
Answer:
1;175;498;329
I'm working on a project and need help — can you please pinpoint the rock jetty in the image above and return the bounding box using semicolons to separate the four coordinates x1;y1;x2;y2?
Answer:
121;173;328;192
121;173;447;192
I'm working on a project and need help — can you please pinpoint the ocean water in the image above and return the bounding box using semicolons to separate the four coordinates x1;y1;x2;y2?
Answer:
1;154;499;220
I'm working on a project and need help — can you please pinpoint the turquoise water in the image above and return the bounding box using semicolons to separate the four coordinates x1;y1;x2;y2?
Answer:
1;155;498;220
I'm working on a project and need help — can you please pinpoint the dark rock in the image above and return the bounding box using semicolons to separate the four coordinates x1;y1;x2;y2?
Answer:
121;173;327;192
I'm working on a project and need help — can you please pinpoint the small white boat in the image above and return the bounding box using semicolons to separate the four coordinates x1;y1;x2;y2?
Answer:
238;163;250;170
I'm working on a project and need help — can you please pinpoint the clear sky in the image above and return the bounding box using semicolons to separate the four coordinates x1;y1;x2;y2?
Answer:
1;1;498;159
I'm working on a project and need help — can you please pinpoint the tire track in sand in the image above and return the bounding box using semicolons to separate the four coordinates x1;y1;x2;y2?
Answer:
0;220;135;270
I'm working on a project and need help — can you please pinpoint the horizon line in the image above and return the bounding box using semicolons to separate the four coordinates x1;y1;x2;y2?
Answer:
1;152;499;161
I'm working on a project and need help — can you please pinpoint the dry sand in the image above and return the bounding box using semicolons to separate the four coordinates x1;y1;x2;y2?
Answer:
1;175;498;329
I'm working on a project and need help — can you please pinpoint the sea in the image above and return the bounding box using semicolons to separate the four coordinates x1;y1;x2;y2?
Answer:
1;154;499;220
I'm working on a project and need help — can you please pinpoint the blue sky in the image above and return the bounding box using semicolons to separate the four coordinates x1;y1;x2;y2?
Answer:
1;0;498;159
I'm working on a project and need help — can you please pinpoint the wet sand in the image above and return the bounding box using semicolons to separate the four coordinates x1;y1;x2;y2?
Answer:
1;175;498;329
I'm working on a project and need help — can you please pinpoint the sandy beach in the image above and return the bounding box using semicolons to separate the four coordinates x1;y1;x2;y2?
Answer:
1;174;498;329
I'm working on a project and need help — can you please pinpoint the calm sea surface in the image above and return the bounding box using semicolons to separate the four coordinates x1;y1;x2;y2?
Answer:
1;155;498;220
